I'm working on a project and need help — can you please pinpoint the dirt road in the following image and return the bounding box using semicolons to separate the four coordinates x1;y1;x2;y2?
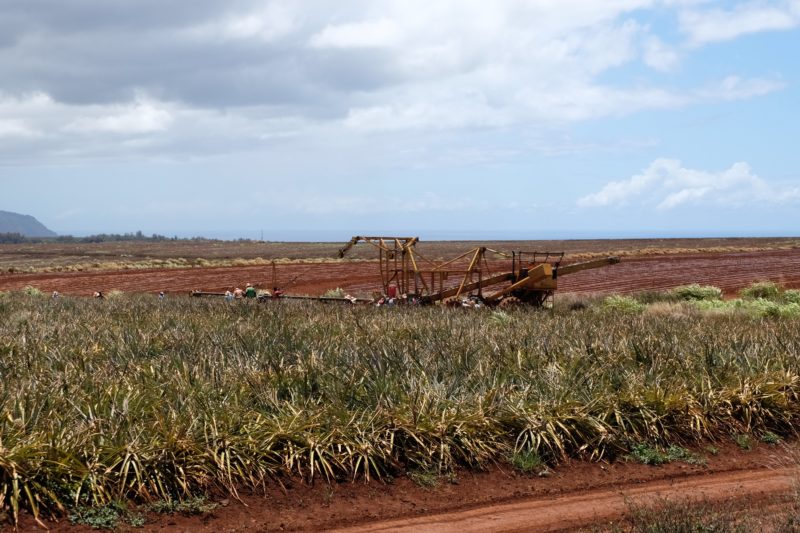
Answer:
331;467;797;532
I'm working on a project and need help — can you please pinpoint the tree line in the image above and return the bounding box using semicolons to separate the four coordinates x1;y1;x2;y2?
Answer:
0;231;213;244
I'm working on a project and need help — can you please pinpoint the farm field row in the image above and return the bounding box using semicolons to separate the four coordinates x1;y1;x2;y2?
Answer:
1;236;798;272
1;248;799;298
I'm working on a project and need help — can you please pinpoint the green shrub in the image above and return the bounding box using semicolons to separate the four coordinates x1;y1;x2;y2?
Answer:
761;431;781;445
511;448;546;473
407;469;438;488
70;501;143;529
690;297;800;318
671;284;722;301
740;281;781;301
739;299;800;318
147;497;217;515
23;285;43;297
322;287;346;298
784;290;800;305
734;433;754;450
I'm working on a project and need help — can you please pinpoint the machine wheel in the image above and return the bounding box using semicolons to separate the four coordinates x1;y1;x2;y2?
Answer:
498;296;522;308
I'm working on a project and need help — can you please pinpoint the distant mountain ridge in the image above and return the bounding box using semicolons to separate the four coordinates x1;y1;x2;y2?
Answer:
0;210;57;237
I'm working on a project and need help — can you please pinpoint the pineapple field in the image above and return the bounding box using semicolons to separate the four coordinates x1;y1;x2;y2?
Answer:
1;287;800;529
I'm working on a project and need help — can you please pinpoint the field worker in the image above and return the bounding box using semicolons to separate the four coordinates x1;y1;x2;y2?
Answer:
387;284;398;299
233;287;244;299
52;291;59;299
225;290;234;302
159;291;165;301
272;286;284;299
93;291;104;300
245;283;257;299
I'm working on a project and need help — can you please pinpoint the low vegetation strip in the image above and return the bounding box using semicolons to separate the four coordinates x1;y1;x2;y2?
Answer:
0;293;799;525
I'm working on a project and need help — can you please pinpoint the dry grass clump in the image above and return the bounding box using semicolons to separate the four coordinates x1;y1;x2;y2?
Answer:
642;302;697;318
1;296;799;524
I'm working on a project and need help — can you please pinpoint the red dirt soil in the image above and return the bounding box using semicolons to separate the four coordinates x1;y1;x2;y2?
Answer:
1;248;798;298
16;442;799;532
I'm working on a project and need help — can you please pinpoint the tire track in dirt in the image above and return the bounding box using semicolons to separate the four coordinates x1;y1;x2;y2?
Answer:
330;467;798;533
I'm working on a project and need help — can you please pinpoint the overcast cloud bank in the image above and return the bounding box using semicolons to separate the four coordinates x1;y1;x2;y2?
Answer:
1;1;799;236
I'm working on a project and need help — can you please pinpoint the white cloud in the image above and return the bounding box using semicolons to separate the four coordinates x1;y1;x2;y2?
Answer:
222;4;295;41
185;2;297;42
0;1;793;164
680;2;800;46
309;18;403;49
66;99;173;134
643;36;680;71
578;159;800;209
702;75;786;100
0;119;39;139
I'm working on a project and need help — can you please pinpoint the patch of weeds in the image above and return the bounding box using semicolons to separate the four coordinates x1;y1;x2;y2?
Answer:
407;469;439;489
627;443;704;466
623;497;753;533
128;513;146;528
665;446;706;465
705;445;720;456
761;431;781;445
628;443;670;466
70;501;144;529
147;496;218;515
734;433;754;451
511;448;547;474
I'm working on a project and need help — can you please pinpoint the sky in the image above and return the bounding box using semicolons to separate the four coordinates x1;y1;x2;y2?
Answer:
1;0;799;240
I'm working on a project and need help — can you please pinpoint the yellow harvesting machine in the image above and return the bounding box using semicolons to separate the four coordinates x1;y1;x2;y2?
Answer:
337;236;620;306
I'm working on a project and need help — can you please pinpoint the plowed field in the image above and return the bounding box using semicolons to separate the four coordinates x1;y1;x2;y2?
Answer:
1;248;798;297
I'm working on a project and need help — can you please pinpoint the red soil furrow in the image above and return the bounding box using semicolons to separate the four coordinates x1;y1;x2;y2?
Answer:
1;249;798;298
561;249;800;296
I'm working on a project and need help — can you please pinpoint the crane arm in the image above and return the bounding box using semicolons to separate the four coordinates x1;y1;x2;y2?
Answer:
422;272;514;303
557;256;620;277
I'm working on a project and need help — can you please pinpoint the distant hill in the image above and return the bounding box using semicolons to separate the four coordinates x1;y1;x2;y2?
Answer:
0;210;57;237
